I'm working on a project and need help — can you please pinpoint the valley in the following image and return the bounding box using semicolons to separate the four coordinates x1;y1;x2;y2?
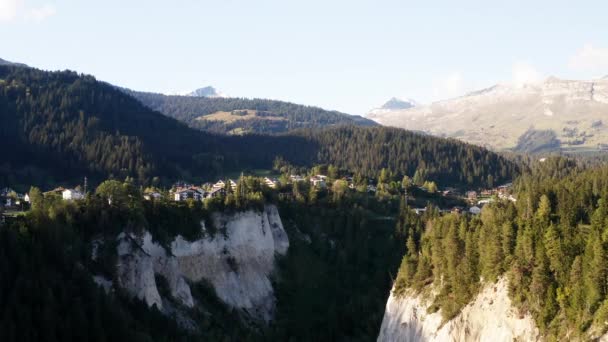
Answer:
0;31;608;342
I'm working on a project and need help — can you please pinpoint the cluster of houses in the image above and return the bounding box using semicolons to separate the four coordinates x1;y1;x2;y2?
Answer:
43;187;85;201
1;186;85;213
170;179;235;202
0;187;29;209
413;182;516;217
464;183;517;204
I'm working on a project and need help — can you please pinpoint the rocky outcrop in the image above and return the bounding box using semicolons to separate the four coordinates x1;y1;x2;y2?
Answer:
377;277;539;342
114;204;289;321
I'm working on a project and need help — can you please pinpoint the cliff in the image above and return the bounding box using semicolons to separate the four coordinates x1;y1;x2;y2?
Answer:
112;204;288;322
377;277;539;342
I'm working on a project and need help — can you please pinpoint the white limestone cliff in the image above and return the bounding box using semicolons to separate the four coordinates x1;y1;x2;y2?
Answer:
377;277;539;342
114;204;289;321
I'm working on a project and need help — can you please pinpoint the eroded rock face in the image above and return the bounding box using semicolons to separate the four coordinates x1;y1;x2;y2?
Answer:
114;205;289;321
377;277;539;342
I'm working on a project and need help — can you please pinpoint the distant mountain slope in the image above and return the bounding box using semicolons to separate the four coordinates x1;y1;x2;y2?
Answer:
0;65;516;189
0;58;27;67
368;77;608;152
125;89;377;135
184;86;225;98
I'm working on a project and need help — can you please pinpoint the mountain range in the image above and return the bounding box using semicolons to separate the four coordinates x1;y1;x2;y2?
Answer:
368;77;608;153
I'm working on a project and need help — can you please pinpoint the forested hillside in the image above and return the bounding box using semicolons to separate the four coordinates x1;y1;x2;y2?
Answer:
293;126;517;188
0;65;515;190
393;156;608;339
125;89;376;134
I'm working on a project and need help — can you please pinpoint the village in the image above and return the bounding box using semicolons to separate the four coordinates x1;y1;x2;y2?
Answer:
0;171;515;223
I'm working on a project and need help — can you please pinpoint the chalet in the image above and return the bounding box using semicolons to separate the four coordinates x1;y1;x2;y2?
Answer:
289;175;306;183
469;206;482;215
310;175;327;188
477;198;494;206
264;177;279;189
414;208;427;215
143;192;162;201
62;189;84;201
212;180;226;189
205;187;225;199
498;193;517;203
212;179;236;191
466;191;478;201
43;187;66;197
173;187;205;201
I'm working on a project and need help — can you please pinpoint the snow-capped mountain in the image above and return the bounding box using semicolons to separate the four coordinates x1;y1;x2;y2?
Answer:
368;77;608;152
168;86;227;98
368;97;417;116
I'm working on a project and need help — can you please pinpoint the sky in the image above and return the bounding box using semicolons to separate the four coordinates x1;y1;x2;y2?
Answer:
2;0;608;115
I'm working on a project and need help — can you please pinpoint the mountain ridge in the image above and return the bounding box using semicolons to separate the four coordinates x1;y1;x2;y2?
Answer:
126;89;377;135
368;76;608;152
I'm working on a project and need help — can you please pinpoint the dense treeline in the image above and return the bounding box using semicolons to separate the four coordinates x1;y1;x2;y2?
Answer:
293;126;518;188
125;89;376;134
393;159;608;339
0;66;231;186
267;196;405;341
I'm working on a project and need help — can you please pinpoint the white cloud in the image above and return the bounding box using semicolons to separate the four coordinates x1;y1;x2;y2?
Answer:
0;0;23;22
26;4;56;21
0;0;55;22
433;72;464;100
569;44;608;74
511;62;542;86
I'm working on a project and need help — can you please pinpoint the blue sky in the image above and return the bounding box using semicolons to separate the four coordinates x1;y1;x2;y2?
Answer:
2;0;608;114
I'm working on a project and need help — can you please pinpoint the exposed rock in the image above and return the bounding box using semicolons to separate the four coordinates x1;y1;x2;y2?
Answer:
92;275;113;294
116;233;163;309
114;204;289;321
377;277;539;342
171;205;289;321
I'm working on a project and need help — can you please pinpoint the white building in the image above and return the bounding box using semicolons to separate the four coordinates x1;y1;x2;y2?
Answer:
310;175;327;188
264;177;278;189
212;179;236;191
143;192;162;201
62;189;84;201
414;208;427;215
205;187;225;199
173;188;205;201
290;175;306;183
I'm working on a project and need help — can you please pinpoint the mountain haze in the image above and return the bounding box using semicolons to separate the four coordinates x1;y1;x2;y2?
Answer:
184;86;225;98
368;77;608;153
